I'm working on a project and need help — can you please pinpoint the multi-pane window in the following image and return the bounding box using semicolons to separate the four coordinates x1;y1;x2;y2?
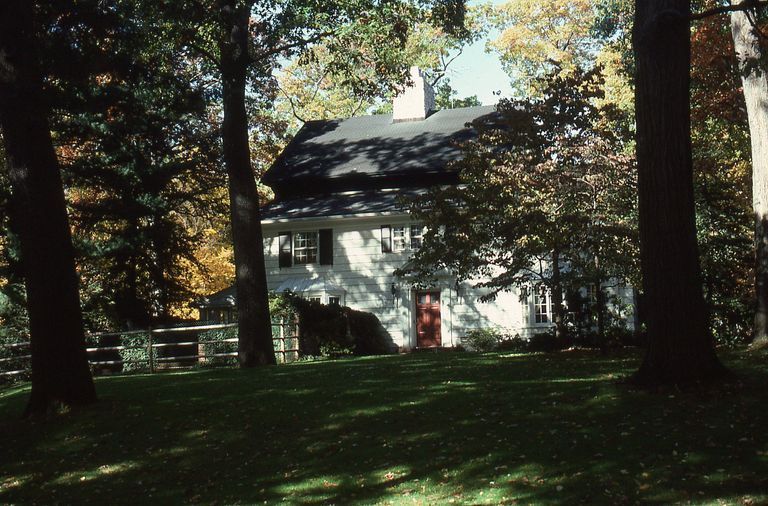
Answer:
393;226;407;252
534;289;550;324
381;226;392;253
328;296;340;305
293;231;318;264
410;225;424;250
381;224;424;252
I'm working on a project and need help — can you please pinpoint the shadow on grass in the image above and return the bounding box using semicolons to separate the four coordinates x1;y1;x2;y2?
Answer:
1;349;767;504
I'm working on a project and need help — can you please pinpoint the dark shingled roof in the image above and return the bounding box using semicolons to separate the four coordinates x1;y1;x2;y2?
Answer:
261;188;423;221
262;105;497;187
193;286;236;308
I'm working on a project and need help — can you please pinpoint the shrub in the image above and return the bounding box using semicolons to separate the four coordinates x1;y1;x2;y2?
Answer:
528;331;565;353
273;292;394;358
119;332;156;372
497;334;528;353
462;328;503;352
198;326;238;367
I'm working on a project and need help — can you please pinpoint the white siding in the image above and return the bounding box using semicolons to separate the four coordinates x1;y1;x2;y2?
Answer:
262;216;634;349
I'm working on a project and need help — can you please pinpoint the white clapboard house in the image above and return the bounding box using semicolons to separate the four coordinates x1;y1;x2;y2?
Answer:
198;67;635;350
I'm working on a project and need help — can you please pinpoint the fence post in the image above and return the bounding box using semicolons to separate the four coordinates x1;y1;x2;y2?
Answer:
148;327;155;374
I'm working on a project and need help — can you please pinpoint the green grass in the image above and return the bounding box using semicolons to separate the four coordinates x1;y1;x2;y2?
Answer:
1;349;767;505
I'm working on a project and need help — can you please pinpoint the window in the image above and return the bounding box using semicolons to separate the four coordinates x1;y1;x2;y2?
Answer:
381;225;392;253
382;224;423;252
279;230;332;267
328;296;340;305
534;289;550;324
410;225;424;250
293;231;318;264
393;226;407;252
308;296;322;303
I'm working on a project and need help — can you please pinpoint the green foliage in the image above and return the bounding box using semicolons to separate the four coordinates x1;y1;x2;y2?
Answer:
198;326;238;367
22;2;229;330
273;292;394;357
84;332;158;374
434;79;482;110
485;0;600;95
461;328;503;352
690;17;755;345
401;67;638;324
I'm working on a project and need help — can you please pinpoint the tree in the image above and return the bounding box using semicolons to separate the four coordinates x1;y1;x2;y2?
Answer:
171;0;469;367
47;3;227;329
485;0;598;94
631;0;726;385
434;79;482;109
730;1;768;346
275;20;479;126
690;14;754;344
0;0;96;414
216;0;275;366
401;68;636;341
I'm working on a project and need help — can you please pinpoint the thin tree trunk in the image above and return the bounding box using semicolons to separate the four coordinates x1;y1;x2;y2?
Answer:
550;248;566;339
218;0;276;366
631;0;726;385
0;0;96;414
730;2;768;347
595;272;607;355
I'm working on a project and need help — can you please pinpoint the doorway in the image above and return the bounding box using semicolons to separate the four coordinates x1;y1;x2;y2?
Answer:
415;291;441;348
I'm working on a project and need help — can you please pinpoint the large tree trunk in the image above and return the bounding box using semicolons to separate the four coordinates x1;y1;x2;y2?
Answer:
631;0;726;385
0;0;96;414
730;2;768;347
218;0;276;366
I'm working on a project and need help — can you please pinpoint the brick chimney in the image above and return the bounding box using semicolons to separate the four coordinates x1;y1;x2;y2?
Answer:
392;66;435;122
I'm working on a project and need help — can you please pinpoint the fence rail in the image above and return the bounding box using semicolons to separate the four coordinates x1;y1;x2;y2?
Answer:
0;319;300;379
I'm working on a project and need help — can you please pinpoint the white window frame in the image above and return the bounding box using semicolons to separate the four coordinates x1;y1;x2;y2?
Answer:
293;231;318;265
392;226;407;252
410;224;424;250
305;292;344;305
533;288;551;324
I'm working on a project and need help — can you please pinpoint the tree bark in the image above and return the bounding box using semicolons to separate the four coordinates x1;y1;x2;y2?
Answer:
730;1;768;347
218;0;276;366
631;0;726;385
550;248;566;339
595;273;607;355
0;0;96;414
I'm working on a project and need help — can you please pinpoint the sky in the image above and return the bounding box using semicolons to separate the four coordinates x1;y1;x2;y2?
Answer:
445;0;514;105
441;33;514;105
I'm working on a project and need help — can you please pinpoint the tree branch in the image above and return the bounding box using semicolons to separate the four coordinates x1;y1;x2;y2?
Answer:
430;48;464;87
254;31;335;62
184;41;221;70
275;81;307;124
690;0;768;20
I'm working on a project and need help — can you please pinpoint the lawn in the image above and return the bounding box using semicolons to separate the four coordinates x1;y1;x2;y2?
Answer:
1;349;767;505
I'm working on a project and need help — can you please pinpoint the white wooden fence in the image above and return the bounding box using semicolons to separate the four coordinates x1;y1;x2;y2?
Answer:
0;319;299;380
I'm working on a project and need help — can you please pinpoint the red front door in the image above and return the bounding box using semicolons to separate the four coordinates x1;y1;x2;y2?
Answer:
416;291;441;348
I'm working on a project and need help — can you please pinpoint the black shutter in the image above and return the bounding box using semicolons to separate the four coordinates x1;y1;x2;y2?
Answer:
381;225;392;253
319;228;333;265
278;232;292;268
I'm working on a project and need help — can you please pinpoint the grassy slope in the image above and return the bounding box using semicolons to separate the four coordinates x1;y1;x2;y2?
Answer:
1;349;767;505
